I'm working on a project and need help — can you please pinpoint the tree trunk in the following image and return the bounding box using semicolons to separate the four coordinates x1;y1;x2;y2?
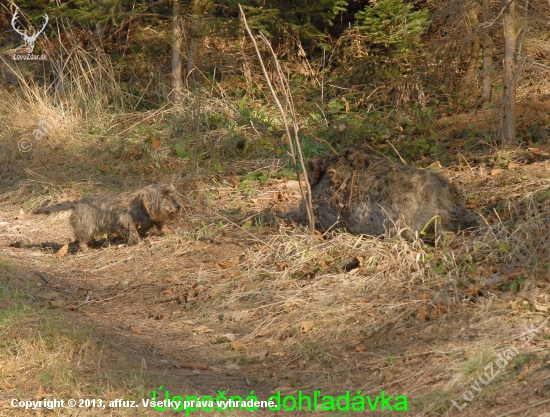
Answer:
502;0;517;144
462;1;481;91
481;1;493;106
186;0;206;87
171;0;184;103
463;37;480;88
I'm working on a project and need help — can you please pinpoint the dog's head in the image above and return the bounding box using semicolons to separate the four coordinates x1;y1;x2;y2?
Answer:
141;184;182;221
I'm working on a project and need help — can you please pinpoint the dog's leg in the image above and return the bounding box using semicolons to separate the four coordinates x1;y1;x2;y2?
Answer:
127;229;140;245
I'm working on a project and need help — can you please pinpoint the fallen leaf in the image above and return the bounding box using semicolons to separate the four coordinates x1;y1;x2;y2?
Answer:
277;262;291;271
131;326;142;335
35;386;47;400
271;351;287;357
230;341;246;351
151;139;161;150
355;251;370;267
502;271;522;280
216;260;236;270
53;243;68;258
192;325;214;333
508;162;520;169
180;362;209;370
158;293;186;303
418;305;427;321
463;285;481;295
354;345;367;352
491;169;503;176
300;320;314;334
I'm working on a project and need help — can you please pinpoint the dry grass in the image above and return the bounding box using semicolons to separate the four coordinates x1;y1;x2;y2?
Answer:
2;157;549;415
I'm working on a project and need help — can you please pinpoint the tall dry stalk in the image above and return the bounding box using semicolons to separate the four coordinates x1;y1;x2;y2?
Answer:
238;5;315;237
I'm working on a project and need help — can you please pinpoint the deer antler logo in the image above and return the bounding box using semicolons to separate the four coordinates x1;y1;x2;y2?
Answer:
11;8;49;54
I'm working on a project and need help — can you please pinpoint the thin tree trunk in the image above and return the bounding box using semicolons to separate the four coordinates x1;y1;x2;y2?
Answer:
463;1;481;91
481;34;493;106
187;19;197;85
481;1;493;106
171;0;184;103
502;0;517;144
186;0;205;86
463;37;480;88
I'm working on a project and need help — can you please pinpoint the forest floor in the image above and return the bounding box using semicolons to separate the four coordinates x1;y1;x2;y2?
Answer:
1;101;550;417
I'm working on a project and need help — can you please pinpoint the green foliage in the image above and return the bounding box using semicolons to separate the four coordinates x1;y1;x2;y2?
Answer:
310;103;393;149
525;122;549;143
46;0;147;24
234;0;348;42
490;151;512;169
174;142;188;158
501;277;525;293
354;0;430;54
493;240;510;253
238;171;270;191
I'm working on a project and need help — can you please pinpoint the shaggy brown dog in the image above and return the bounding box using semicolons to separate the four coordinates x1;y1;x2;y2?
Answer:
279;149;479;237
34;184;181;250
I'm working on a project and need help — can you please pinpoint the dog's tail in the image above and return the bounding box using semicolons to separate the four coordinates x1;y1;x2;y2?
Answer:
34;201;76;214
